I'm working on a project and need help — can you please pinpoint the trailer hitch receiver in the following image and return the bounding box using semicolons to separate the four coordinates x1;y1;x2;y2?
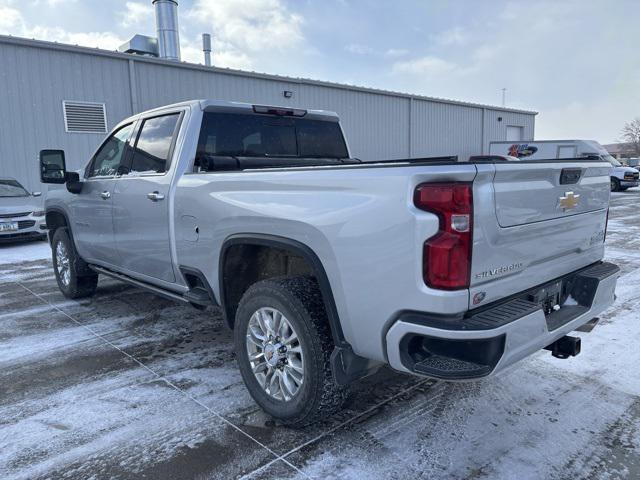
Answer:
545;335;581;359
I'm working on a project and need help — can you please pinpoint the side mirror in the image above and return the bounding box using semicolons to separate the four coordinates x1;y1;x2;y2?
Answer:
65;172;83;194
32;191;42;197
40;150;67;184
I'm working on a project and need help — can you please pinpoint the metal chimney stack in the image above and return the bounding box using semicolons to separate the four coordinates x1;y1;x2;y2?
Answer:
202;33;212;66
153;0;181;61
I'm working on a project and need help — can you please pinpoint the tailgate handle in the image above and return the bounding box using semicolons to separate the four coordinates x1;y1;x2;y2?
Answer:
560;168;582;185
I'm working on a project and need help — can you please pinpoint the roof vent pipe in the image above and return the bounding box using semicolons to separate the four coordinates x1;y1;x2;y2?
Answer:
202;33;212;66
153;0;181;61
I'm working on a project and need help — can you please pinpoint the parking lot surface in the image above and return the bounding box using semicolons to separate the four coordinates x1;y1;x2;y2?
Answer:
1;189;639;480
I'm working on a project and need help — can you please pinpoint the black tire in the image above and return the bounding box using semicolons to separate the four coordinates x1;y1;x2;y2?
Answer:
51;227;98;299
234;276;347;427
620;187;629;191
611;177;620;192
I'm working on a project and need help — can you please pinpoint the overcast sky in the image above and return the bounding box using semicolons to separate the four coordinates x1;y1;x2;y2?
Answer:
1;0;637;144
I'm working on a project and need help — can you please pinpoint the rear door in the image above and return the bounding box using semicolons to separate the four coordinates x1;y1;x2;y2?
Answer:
72;122;135;264
111;111;182;283
469;159;611;308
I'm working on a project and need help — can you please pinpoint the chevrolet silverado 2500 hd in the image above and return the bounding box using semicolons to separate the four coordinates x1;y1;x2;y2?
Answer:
39;100;620;426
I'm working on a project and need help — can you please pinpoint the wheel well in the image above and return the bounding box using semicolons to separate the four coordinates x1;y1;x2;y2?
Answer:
221;244;314;326
45;210;68;244
219;237;347;348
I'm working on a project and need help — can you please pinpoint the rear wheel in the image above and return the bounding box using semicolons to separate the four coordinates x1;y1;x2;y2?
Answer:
51;227;98;299
611;177;620;192
234;276;347;427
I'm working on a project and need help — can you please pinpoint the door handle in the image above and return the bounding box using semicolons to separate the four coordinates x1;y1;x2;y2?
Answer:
147;191;165;202
100;191;111;200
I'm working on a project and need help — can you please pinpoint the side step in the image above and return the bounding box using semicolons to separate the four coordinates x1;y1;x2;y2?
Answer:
413;355;492;380
182;287;211;306
90;265;190;305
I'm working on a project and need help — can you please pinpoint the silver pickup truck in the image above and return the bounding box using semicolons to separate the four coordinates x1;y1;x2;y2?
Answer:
39;100;620;426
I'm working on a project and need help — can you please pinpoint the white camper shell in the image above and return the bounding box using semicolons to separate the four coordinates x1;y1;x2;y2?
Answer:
489;139;640;192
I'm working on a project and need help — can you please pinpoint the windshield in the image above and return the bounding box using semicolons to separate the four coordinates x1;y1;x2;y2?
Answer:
601;154;622;167
0;179;30;198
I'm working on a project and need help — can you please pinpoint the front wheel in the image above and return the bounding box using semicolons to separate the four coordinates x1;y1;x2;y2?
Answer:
611;177;620;192
234;276;347;427
51;227;98;299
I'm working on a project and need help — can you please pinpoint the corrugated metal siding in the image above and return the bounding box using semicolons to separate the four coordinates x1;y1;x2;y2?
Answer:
0;38;536;191
0;43;132;191
296;84;410;160
411;100;483;161
135;62;299;111
482;109;535;153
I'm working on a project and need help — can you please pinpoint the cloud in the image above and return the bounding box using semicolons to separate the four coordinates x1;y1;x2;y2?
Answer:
431;27;468;46
120;1;154;29
391;55;457;76
385;48;409;58
30;0;78;5
187;0;304;53
181;39;253;70
0;0;22;29
345;43;374;55
27;25;123;50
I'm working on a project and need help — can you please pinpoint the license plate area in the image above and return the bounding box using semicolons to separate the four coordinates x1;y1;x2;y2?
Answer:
0;222;19;232
528;280;564;315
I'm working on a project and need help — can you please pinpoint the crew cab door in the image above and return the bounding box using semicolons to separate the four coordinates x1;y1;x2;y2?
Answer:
111;112;182;283
72;122;135;264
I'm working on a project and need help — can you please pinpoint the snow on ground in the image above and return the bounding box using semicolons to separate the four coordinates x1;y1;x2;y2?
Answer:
0;239;50;265
0;188;639;479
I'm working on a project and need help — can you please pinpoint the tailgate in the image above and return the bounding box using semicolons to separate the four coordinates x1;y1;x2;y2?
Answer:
469;160;611;309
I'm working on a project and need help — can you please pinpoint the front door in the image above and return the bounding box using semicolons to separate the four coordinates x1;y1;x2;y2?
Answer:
112;112;182;283
72;122;135;265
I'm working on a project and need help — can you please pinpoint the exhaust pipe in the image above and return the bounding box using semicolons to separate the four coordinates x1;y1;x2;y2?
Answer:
153;0;181;61
202;33;212;66
545;335;581;359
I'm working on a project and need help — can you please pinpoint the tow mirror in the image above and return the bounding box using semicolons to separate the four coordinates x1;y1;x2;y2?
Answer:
40;150;67;184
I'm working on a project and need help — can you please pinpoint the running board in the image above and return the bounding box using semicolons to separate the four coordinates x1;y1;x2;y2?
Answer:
89;265;190;304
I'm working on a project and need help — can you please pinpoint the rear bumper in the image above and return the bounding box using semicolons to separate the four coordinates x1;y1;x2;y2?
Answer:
385;262;620;380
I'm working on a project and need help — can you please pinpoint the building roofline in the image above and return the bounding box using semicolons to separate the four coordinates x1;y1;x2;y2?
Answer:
0;34;538;115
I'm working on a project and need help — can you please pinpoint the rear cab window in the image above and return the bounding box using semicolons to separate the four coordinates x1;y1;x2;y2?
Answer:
195;112;350;172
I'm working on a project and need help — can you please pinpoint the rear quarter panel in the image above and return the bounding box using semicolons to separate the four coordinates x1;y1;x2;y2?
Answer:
174;164;477;362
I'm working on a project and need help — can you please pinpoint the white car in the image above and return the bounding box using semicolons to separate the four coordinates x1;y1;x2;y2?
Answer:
0;178;47;243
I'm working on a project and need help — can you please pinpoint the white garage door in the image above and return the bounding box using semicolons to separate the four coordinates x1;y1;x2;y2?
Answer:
506;126;524;141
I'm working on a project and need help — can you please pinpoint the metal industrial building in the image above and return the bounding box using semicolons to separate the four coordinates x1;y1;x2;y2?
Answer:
0;33;536;192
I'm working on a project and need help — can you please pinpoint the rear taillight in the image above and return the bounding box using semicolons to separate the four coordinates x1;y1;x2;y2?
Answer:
414;183;473;290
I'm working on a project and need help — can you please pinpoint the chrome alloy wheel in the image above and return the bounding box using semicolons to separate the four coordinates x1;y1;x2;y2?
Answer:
55;241;71;287
246;307;304;401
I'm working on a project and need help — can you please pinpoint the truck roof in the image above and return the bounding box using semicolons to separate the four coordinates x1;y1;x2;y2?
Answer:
131;99;339;123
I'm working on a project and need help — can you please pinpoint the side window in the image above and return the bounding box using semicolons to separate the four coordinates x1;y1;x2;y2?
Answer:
129;114;180;174
88;123;134;178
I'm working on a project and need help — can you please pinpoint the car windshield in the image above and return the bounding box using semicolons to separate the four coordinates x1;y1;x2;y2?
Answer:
601;153;622;167
0;179;30;197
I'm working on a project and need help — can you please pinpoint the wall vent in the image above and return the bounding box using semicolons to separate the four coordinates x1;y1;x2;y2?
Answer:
63;101;107;133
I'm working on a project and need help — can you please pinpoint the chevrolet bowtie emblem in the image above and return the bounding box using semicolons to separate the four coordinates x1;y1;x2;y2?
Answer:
558;191;580;210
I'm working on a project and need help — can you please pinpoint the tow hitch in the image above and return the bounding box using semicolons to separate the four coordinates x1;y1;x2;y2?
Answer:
545;335;581;359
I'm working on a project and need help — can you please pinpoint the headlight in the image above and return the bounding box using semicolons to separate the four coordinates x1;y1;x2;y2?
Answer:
32;210;45;217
